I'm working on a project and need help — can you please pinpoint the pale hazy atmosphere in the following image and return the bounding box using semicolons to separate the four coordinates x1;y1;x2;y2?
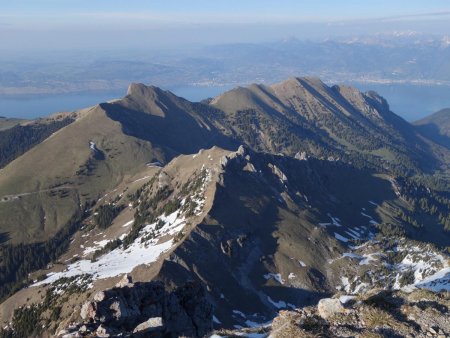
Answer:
1;0;450;120
1;2;450;338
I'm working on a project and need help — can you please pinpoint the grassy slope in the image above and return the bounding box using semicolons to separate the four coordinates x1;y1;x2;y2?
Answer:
1;80;448;244
0;85;236;244
0;105;154;244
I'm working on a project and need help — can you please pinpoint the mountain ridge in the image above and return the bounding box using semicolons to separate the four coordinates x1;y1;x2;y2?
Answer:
1;77;449;245
0;77;449;337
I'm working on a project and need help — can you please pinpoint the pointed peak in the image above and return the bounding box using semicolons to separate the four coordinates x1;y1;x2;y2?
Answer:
271;76;328;92
120;83;173;117
126;83;163;98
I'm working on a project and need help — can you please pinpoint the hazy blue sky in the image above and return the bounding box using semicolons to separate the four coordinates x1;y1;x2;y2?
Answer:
3;1;450;20
2;1;450;52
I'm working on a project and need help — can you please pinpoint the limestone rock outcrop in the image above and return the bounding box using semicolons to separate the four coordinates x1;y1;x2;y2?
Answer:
60;277;212;338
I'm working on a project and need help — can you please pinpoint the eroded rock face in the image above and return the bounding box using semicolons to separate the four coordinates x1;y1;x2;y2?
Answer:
62;277;212;338
80;301;96;321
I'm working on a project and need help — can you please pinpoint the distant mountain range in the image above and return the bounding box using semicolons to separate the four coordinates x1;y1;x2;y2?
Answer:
1;34;450;97
0;78;449;337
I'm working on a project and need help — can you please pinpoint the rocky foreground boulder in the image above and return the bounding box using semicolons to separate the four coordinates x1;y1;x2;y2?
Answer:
212;289;450;338
58;275;213;337
269;290;450;338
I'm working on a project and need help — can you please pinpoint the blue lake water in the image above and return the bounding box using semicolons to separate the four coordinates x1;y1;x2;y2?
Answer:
351;83;450;122
0;91;124;119
0;84;449;122
0;86;232;119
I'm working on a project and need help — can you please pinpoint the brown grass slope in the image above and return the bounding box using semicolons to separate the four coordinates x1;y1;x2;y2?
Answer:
0;85;236;244
1;77;449;244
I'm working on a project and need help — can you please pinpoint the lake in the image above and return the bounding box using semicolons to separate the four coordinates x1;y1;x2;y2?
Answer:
351;83;450;122
0;91;124;119
0;86;232;120
0;84;449;122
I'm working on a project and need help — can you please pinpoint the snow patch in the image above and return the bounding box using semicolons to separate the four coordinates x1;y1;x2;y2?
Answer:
342;252;362;259
360;212;373;219
131;175;152;184
334;233;349;243
82;240;111;256
34;239;173;286
267;296;287;309
33;209;186;286
339;295;356;304
232;310;246;318
329;215;342;227
122;220;134;228
341;277;350;293
264;273;284;284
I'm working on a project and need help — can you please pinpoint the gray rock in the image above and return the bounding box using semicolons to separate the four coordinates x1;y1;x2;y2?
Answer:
158;171;170;189
56;329;69;336
295;151;307;160
237;145;246;156
317;298;345;319
80;301;96;321
96;324;111;337
72;280;211;337
115;274;133;288
94;291;106;302
220;155;229;168
133;317;164;333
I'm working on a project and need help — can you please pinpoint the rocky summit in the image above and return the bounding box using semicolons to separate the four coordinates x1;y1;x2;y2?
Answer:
58;275;212;338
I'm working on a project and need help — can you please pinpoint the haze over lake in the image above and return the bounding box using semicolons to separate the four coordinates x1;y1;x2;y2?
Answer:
1;83;449;121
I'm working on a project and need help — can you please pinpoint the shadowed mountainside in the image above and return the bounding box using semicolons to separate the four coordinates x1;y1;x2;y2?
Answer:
415;108;450;149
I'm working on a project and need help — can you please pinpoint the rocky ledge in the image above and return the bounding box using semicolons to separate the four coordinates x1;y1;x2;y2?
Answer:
213;289;449;338
58;275;212;338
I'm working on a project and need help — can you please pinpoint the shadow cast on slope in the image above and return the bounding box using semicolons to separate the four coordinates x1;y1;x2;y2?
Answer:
0;232;10;245
157;153;340;328
298;79;441;174
415;123;450;149
101;101;237;161
157;150;448;328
